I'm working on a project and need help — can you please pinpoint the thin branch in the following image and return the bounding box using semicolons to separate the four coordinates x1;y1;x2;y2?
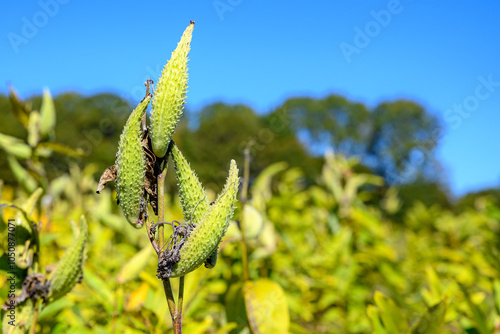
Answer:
240;146;251;281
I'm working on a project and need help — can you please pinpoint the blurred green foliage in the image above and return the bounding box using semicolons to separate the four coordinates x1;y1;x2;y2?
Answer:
2;146;500;333
1;89;500;333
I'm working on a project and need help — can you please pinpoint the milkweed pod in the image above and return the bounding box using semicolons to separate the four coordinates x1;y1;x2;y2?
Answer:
116;95;151;224
168;160;239;277
171;143;209;224
150;22;194;158
47;215;87;303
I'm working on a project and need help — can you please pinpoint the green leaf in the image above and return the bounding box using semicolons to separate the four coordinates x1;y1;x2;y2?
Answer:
242;204;264;239
6;156;37;194
47;215;88;303
117;246;153;284
374;291;409;334
459;285;490;334
39;88;56;139
8;86;31;127
288;323;313;334
27;110;40;147
225;283;248;333
494;280;500;315
0;133;32;159
411;299;448;334
242;279;290;334
150;22;194;157
36;141;85;158
367;305;389;334
251;162;288;212
38;298;73;321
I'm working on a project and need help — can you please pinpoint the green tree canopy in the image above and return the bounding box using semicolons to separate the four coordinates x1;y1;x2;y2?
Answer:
268;95;442;184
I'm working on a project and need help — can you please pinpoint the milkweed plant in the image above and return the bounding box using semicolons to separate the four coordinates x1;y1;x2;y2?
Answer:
96;21;239;332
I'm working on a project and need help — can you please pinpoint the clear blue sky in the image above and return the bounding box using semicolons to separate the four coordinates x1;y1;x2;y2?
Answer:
1;1;500;197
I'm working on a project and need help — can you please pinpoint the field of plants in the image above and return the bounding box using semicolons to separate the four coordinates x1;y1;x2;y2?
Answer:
2;22;500;334
1;109;500;332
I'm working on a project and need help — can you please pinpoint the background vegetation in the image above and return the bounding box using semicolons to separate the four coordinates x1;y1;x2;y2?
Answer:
1;90;500;333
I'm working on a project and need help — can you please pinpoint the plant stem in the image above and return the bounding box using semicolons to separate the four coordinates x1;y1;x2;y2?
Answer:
162;279;179;328
30;301;40;334
158;166;167;249
240;147;251;281
156;150;182;333
178;276;185;319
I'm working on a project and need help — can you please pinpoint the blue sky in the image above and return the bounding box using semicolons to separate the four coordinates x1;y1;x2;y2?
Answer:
1;1;500;197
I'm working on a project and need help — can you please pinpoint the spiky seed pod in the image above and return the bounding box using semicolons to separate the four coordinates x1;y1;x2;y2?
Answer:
168;160;239;277
150;22;194;158
116;96;151;224
171;143;209;224
47;215;87;303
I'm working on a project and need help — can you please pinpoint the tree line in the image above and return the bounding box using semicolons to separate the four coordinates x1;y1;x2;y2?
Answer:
0;91;492;213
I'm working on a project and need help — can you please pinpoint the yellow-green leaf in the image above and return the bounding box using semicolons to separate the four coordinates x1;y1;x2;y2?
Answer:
0;133;32;159
374;291;408;334
39;88;56;139
6;156;37;193
411;299;448;334
242;279;290;334
117;246;153;284
8;86;31;127
27;110;40;147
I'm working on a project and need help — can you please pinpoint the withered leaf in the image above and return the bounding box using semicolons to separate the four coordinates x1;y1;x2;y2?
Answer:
96;165;117;194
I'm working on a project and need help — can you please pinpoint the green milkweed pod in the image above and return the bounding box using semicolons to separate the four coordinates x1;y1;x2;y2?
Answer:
171;143;209;224
115;95;151;225
47;215;87;303
150;22;194;158
168;159;239;278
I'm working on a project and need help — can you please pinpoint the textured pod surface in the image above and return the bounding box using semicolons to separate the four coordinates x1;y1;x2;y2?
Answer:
116;96;151;223
150;22;194;158
171;143;209;224
47;215;87;303
169;160;239;277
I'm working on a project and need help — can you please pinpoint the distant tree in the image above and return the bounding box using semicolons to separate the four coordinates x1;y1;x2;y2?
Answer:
368;100;441;183
456;187;500;211
269;95;442;184
397;178;453;215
